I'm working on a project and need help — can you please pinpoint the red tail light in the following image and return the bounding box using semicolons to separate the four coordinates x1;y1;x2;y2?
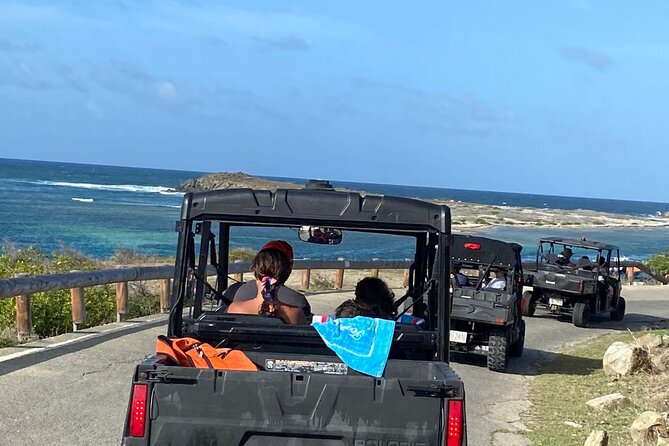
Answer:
446;399;464;446
578;281;584;293
464;243;480;250
129;383;148;438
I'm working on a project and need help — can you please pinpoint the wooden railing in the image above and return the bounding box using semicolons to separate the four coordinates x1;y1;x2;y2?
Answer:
0;260;412;341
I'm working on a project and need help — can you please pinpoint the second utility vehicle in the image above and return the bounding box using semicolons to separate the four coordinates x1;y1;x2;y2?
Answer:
449;235;526;372
523;237;625;328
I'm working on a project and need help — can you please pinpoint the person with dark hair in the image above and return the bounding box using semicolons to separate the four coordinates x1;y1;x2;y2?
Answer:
556;248;575;267
225;240;310;325
335;277;396;319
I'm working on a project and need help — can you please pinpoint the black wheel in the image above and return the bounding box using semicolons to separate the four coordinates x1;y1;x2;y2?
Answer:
509;319;525;357
487;327;510;372
572;302;590;328
521;291;536;317
610;296;626;321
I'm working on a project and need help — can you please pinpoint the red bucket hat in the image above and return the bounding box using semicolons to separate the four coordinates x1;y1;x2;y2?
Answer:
260;240;294;262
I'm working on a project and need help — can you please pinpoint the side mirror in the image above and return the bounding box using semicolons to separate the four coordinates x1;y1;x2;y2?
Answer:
298;226;343;245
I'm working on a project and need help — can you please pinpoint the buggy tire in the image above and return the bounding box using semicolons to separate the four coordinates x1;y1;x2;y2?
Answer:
509;319;525;357
573;302;590;328
521;291;536;317
487;327;510;372
610;296;626;321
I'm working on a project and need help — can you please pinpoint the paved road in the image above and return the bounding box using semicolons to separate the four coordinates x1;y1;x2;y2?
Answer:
0;286;667;446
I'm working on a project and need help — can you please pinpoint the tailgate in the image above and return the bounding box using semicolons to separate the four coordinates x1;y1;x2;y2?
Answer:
123;360;464;446
451;290;514;326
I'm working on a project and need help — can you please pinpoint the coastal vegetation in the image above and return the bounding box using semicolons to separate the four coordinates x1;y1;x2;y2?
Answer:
646;253;669;278
0;244;257;345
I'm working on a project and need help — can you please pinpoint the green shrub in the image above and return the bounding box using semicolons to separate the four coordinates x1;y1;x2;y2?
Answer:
0;245;164;341
646;253;669;277
127;295;161;319
310;273;335;291
474;217;488;225
229;248;257;262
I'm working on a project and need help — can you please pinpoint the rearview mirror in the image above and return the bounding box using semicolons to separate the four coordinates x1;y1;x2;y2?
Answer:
298;226;343;245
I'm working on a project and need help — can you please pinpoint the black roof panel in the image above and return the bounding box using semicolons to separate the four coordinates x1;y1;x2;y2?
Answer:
181;188;451;234
450;234;522;267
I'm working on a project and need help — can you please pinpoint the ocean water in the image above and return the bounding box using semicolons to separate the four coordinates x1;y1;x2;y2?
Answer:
1;157;668;261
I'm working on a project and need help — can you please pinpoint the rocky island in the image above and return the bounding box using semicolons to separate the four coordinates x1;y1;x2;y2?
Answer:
175;172;669;230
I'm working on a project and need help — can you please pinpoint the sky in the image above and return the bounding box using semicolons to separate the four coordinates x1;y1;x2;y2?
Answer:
0;1;668;202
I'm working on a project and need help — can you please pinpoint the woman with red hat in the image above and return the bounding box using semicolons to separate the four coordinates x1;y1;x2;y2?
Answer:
225;240;310;325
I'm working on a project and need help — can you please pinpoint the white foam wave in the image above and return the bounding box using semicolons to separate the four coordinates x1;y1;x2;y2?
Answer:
36;180;183;195
71;197;94;203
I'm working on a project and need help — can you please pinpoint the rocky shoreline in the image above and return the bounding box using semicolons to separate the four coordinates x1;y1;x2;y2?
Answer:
174;172;669;230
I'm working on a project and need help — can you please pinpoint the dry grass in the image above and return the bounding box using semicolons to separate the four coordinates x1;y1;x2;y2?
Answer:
525;329;669;446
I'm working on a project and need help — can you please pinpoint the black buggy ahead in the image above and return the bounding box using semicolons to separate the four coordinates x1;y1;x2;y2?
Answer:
121;182;468;446
449;235;526;372
522;237;625;328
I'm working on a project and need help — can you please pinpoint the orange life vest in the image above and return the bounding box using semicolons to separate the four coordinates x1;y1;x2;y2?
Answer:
156;335;258;371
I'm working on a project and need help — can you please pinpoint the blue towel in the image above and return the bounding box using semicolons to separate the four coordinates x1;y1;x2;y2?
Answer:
312;316;396;378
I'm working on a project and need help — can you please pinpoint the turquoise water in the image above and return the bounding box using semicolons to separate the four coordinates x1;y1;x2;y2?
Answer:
1;157;668;260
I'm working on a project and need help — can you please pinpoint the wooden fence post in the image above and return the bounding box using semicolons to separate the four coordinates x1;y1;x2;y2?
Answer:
233;273;243;283
403;269;410;287
301;269;311;290
115;282;128;322
15;273;32;341
70;286;86;332
335;269;345;289
160;279;171;313
370;268;379;278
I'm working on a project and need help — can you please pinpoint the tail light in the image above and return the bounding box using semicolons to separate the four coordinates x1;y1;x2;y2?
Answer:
464;243;480;250
578;281;584;293
129;383;149;438
446;399;464;446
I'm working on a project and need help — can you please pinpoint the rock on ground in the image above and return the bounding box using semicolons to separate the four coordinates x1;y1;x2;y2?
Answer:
652;349;669;372
630;411;666;445
603;342;652;377
584;429;608;446
637;333;664;349
586;393;629;411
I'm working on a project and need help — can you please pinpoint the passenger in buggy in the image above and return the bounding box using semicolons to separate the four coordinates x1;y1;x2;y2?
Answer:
225;240;311;325
335;277;396;320
555;248;575;267
484;268;507;290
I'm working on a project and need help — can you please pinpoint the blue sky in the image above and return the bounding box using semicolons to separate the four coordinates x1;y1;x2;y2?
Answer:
0;1;667;201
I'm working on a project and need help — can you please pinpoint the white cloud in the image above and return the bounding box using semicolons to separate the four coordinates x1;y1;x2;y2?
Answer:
155;81;178;100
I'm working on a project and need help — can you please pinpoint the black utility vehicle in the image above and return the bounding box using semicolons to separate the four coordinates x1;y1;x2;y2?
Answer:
449;235;526;372
121;182;467;446
522;237;625;328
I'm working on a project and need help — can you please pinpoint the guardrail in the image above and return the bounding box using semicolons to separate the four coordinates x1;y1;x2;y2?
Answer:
0;260;412;341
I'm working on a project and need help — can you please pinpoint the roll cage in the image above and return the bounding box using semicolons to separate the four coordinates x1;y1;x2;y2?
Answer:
535;238;621;281
166;187;453;361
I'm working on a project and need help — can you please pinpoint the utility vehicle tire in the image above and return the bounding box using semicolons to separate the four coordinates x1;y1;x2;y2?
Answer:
573;302;590;328
521;291;536;317
610;296;626;321
509;319;526;357
487;327;510;372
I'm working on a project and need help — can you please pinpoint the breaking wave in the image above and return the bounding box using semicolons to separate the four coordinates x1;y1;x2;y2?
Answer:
71;197;94;203
35;180;183;195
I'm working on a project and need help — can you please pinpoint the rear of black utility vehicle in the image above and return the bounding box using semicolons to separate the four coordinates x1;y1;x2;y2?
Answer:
121;186;467;446
122;348;466;445
448;235;526;372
